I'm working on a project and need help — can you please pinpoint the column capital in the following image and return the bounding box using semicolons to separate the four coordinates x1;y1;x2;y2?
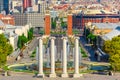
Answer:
50;37;56;40
61;37;67;40
74;37;79;40
67;13;73;15
45;13;50;15
37;37;43;40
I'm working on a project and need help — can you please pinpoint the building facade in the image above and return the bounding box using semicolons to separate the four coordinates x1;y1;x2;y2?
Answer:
13;13;44;27
0;0;4;13
73;14;120;30
0;0;9;14
3;0;9;14
23;0;32;12
0;14;15;25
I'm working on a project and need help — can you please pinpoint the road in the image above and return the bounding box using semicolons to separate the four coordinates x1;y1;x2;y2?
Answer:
80;36;97;61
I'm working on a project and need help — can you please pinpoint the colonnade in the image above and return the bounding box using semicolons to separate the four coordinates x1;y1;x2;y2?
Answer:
38;37;82;78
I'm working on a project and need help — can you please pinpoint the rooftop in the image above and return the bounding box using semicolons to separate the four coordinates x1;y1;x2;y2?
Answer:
0;20;5;27
102;27;120;40
92;23;120;29
84;9;114;14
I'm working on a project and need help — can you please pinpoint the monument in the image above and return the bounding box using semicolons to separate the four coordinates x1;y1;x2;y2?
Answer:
37;36;82;78
37;8;82;78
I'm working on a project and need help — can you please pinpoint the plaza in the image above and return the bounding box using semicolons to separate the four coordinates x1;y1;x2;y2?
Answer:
1;72;120;80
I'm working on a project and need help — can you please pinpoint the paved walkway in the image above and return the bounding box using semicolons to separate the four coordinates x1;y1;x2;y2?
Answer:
0;72;120;80
8;37;38;65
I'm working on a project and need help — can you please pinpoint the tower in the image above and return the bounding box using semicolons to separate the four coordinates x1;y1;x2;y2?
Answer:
45;8;51;35
67;8;73;35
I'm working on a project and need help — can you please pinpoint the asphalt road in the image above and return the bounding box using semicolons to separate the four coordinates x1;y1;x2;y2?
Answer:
79;36;97;61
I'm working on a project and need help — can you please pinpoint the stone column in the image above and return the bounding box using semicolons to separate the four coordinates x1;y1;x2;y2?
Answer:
38;37;44;77
49;37;56;77
61;37;68;77
79;47;82;65
47;48;50;67
73;37;82;77
36;47;38;61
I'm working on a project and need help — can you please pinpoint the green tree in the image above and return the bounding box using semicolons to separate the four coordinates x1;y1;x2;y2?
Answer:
51;18;56;29
21;34;28;46
28;31;33;40
103;36;120;71
17;36;22;48
103;36;120;55
60;17;67;29
28;28;33;40
61;22;67;29
30;28;33;33
18;28;33;49
0;34;13;67
17;34;28;49
109;53;120;71
87;33;96;44
73;29;80;35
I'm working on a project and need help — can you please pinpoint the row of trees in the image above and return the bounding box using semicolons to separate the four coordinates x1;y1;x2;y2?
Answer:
87;33;96;45
17;28;33;49
83;27;96;46
0;28;33;68
103;36;120;71
0;34;13;67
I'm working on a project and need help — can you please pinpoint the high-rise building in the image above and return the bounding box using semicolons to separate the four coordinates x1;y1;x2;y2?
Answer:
11;0;23;13
4;0;9;14
35;0;38;5
38;2;49;14
23;0;32;12
0;0;4;13
0;0;9;14
97;0;100;3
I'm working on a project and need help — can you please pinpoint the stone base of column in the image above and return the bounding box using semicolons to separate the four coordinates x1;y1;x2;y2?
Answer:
73;74;82;78
37;74;44;78
49;74;56;77
61;73;68;77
